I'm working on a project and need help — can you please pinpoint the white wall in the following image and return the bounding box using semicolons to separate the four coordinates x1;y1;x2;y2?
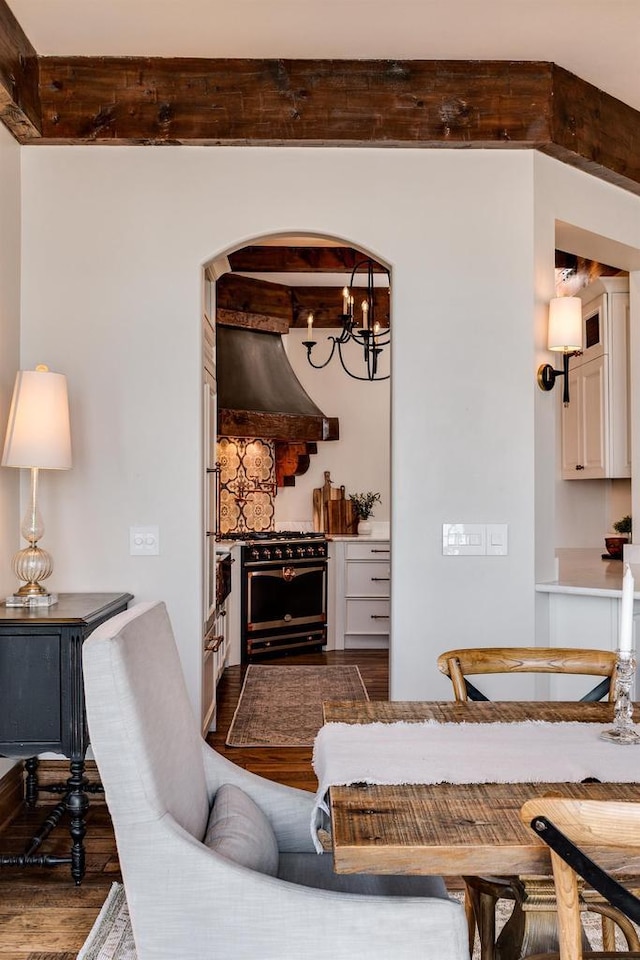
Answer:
277;326;390;525
532;154;640;580
0;124;21;593
18;145;640;707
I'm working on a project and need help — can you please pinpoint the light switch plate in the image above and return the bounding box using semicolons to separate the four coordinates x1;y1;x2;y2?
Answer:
130;525;160;556
442;523;509;556
442;523;486;556
486;523;509;556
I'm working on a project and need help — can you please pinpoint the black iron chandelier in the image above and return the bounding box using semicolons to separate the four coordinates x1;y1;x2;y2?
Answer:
302;258;390;381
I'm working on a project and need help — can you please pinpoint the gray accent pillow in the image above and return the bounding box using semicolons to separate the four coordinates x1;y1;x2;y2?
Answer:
204;783;279;876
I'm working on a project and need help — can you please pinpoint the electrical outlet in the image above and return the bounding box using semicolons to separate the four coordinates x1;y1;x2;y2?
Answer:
130;525;160;556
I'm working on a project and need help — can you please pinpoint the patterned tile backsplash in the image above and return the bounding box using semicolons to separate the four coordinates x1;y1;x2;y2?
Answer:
217;437;277;535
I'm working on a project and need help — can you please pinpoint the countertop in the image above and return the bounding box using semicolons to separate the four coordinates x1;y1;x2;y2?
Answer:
536;548;640;598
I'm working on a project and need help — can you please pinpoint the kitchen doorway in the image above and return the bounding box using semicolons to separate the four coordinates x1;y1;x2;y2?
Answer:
203;232;392;661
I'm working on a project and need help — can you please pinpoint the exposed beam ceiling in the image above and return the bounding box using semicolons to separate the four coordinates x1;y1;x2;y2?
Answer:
1;1;640;196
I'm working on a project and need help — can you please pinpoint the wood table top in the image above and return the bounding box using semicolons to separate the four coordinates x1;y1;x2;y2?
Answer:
323;701;640;877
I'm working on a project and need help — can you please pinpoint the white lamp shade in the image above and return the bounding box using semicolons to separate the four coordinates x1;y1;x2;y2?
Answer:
547;296;583;353
2;367;72;469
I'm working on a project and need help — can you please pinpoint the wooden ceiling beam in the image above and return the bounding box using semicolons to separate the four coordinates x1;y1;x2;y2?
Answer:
0;22;638;195
0;0;40;141
227;246;388;273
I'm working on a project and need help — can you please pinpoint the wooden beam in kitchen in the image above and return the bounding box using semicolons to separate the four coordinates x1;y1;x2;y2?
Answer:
0;0;40;141
218;408;339;442
227;246;388;274
290;286;390;329
216;274;292;333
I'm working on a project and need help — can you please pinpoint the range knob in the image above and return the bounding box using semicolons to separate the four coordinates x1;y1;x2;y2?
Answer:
285;547;294;558
306;546;315;556
295;546;305;557
250;548;260;560
274;547;283;559
261;548;271;560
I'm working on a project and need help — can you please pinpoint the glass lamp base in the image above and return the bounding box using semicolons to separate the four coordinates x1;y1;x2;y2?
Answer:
5;593;58;608
600;726;640;745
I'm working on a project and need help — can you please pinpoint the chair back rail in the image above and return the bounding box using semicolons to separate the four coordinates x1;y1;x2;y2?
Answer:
437;647;617;702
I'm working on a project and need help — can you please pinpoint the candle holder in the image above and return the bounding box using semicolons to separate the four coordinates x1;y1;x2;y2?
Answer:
600;652;640;744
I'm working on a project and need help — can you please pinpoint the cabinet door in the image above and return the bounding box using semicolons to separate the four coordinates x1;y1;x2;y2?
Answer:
581;355;607;477
561;355;607;479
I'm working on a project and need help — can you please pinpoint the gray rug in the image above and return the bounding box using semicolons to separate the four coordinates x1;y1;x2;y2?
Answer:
225;664;369;747
77;882;629;959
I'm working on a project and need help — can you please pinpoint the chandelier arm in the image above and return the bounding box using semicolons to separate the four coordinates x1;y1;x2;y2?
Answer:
304;337;339;370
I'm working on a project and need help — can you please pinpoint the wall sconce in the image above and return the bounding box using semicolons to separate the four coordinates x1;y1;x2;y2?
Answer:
537;296;583;405
2;365;72;604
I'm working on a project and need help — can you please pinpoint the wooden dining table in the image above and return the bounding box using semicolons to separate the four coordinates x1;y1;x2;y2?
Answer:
320;700;640;960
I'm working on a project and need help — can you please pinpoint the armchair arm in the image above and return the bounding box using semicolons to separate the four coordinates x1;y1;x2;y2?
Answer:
201;740;317;851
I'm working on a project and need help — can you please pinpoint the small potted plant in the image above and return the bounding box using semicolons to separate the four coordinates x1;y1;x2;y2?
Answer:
349;491;381;536
605;515;632;560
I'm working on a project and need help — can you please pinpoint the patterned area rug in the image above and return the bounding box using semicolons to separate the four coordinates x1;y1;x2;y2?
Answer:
225;664;369;747
77;884;134;960
77;883;629;960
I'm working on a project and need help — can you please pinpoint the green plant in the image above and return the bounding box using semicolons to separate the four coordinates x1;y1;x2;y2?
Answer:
349;491;381;521
613;515;632;536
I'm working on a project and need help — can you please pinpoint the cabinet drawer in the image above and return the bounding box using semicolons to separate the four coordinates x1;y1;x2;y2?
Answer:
346;598;390;634
345;541;390;560
346;561;390;597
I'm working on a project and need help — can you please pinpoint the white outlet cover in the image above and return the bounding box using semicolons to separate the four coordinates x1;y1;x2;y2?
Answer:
130;525;160;556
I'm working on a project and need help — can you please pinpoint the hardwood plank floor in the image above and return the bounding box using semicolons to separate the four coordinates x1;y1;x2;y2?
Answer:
0;649;388;958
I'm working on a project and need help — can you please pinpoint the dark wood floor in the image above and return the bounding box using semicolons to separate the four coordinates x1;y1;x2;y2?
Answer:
0;649;388;959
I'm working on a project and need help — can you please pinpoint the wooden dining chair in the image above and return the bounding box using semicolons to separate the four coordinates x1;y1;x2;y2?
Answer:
437;646;617;703
520;796;640;960
437;646;618;960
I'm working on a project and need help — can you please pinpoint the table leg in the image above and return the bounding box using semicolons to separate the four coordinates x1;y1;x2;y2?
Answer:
495;877;591;960
24;756;39;808
65;758;89;885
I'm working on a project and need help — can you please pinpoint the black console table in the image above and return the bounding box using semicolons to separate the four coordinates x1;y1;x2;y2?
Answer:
0;592;133;883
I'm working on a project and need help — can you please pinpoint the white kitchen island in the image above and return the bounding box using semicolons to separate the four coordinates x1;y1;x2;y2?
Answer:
536;548;640;697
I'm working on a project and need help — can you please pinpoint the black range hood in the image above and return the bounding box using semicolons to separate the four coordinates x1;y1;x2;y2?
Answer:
216;326;339;442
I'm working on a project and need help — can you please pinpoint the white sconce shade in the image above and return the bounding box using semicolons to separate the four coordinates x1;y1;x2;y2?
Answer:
2;366;72;470
547;297;583;353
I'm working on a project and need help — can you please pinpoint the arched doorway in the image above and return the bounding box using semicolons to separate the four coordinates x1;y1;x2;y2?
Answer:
202;231;392;674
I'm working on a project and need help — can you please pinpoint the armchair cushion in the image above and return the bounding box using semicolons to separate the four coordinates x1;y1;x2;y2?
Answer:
204;783;279;877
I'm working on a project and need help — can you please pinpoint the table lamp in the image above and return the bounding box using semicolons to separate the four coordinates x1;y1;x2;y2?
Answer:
2;365;72;604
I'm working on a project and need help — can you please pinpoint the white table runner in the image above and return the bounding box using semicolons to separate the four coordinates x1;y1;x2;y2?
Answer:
311;720;638;851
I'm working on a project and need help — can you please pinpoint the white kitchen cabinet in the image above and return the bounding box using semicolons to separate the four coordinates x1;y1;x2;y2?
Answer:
561;277;630;480
202;603;228;734
329;539;391;649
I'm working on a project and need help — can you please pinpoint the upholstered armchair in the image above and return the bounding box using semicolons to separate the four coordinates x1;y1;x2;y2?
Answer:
82;601;469;960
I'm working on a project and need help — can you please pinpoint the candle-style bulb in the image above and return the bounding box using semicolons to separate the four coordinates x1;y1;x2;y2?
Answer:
362;300;369;330
342;287;349;314
307;312;314;338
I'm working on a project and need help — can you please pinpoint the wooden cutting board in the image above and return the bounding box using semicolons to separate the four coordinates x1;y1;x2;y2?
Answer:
313;472;356;534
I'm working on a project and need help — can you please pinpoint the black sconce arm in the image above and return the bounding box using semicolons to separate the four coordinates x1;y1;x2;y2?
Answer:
537;350;580;405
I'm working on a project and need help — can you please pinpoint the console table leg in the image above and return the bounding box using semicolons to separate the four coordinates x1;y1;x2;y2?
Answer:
65;759;89;884
24;757;39;809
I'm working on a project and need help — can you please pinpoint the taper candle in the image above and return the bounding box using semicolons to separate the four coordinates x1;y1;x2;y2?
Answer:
619;562;635;658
